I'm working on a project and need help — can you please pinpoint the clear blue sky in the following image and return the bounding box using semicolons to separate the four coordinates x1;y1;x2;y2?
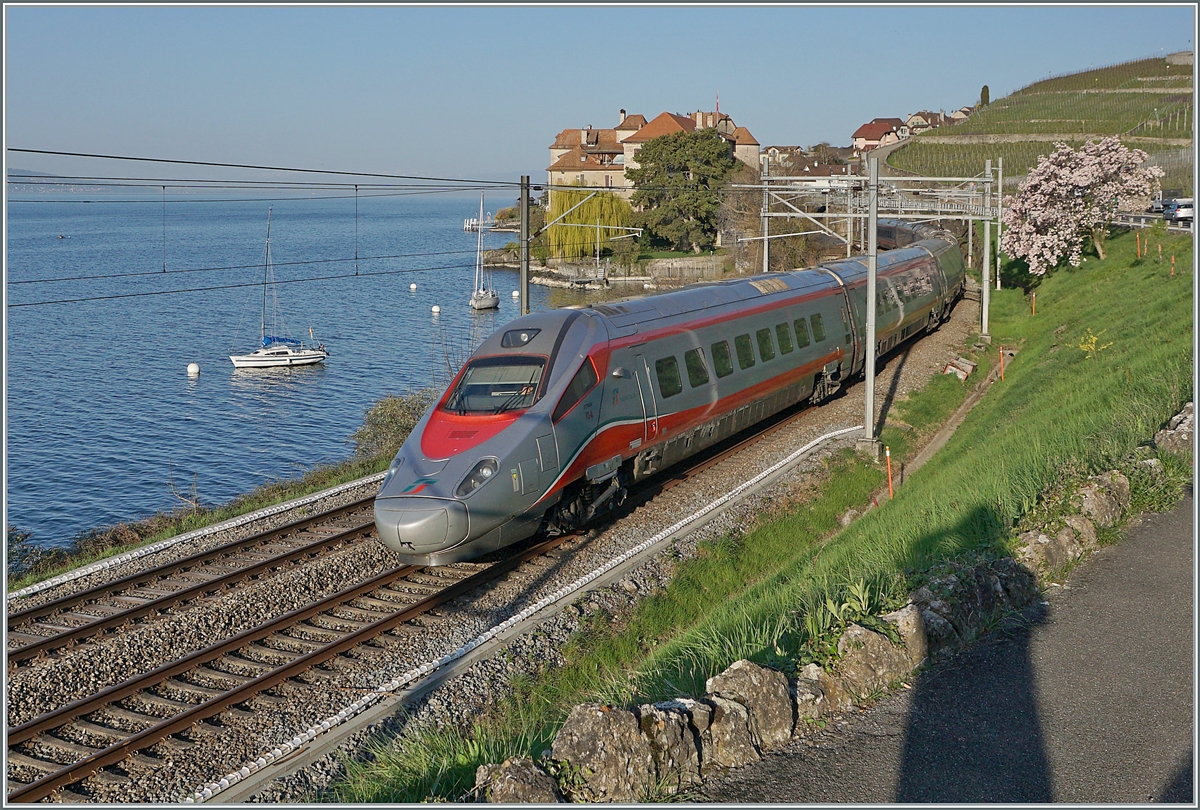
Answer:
4;4;1195;183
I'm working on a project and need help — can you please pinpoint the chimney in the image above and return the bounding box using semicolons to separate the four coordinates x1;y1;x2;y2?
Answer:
694;111;702;125
619;109;626;124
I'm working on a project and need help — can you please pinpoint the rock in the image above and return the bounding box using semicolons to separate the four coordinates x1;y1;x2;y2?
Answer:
834;623;913;698
1097;471;1131;512
839;508;860;527
549;703;654;802
1076;478;1121;528
790;676;825;721
882;603;928;666
1155;427;1192;456
701;696;760;773
812;665;854;714
991;557;1040;607
917;606;961;656
705;660;794;750
474;757;563;803
636;702;701;794
1063;515;1097;548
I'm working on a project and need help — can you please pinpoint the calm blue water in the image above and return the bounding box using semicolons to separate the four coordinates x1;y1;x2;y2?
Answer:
6;192;593;550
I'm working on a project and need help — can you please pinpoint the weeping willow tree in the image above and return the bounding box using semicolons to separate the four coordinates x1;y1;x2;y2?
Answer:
544;184;633;259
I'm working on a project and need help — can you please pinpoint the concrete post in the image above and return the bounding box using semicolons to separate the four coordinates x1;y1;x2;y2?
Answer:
520;175;530;315
857;156;882;460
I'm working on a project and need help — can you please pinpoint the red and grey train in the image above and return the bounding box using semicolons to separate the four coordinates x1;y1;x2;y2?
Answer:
374;219;966;564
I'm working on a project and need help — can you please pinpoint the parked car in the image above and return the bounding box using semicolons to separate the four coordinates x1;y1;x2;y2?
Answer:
1163;198;1193;222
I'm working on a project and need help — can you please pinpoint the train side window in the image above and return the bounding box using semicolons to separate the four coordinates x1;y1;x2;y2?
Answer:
794;317;811;348
756;328;775;362
552;357;599;422
734;334;756;370
811;314;826;342
711;340;734;378
655;356;683;399
684;347;710;388
775;323;793;354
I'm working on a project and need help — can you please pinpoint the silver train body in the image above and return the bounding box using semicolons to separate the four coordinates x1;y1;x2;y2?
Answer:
375;219;966;564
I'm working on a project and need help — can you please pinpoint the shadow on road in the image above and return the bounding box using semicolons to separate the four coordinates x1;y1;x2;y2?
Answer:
895;601;1053;802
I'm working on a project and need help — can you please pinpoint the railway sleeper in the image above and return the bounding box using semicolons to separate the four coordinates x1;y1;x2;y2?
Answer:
161;677;226;701
97;704;163;731
129;691;200;716
26;733;100;761
70;719;128;744
270;634;330;653
8;750;68;776
352;594;407;612
238;642;303;664
219;653;277;676
192;664;256;686
290;622;346;643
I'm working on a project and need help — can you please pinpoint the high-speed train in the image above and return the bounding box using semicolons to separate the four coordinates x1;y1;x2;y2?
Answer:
375;219;966;564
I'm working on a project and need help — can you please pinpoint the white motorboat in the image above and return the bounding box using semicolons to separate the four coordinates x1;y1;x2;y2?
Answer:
230;209;329;369
469;193;500;310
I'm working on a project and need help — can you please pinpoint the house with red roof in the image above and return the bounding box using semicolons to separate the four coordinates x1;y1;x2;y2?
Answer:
547;108;760;200
851;117;908;154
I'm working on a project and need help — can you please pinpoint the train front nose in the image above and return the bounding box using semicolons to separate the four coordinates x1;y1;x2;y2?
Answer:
374;497;469;554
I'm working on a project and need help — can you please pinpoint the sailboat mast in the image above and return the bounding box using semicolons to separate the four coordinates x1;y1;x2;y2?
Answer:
475;193;485;291
261;208;272;346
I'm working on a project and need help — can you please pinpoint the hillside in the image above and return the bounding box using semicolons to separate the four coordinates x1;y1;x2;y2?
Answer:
889;54;1194;194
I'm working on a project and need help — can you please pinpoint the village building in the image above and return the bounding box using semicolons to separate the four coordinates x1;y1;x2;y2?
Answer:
851;117;909;154
547;109;760;201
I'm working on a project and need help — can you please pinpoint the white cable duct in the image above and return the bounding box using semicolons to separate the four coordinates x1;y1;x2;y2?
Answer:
7;473;387;604
186;424;863;803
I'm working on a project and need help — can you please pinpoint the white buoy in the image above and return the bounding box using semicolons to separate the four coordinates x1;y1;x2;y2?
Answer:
410;283;417;291
431;305;441;313
187;363;200;376
512;290;520;298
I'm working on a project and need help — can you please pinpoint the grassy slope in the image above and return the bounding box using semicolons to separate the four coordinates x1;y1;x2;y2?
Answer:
891;56;1193;191
332;227;1193;802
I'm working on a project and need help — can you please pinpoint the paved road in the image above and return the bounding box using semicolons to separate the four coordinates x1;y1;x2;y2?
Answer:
703;492;1194;803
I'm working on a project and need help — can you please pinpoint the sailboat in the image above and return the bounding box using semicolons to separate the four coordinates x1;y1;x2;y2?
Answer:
469;193;500;310
229;208;329;369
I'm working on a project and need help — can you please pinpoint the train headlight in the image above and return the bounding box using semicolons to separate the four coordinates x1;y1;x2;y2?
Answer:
456;458;499;498
382;457;404;488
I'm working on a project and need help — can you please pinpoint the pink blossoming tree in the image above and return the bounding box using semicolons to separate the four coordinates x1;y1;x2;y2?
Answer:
1001;137;1163;275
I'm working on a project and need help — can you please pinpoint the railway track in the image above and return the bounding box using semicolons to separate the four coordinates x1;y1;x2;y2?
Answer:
6;397;841;803
7;499;377;666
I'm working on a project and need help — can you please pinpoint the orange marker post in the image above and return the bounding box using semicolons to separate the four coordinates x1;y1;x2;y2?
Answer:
999;346;1005;381
1031;293;1036;316
1159;244;1163;263
1136;232;1141;258
885;446;893;499
1172;255;1176;276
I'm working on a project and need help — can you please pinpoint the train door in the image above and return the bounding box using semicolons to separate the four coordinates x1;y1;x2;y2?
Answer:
634;354;660;443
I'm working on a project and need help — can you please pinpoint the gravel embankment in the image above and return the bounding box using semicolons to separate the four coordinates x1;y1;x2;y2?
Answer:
7;297;981;803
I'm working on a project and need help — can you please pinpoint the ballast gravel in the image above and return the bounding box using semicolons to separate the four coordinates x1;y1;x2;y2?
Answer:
5;298;980;803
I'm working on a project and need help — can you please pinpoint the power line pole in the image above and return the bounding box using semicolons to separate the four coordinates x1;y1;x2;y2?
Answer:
761;155;770;273
995;156;1003;291
857;155;882;460
520;175;530;315
981;160;992;341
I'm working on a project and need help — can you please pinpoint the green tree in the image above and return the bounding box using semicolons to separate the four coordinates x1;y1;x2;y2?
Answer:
980;85;990;107
627;129;736;253
544;185;633;260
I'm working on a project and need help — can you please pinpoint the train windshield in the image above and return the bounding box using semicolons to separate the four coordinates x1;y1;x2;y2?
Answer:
444;356;546;414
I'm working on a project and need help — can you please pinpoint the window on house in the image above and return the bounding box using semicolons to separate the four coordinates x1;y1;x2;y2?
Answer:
811;313;826;342
734;334;755;370
711;340;734;378
684;348;710;388
794;317;811;348
756;328;775;362
655;356;683;399
775;323;793;354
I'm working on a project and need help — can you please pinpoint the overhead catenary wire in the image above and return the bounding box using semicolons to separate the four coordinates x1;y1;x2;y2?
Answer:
8;260;482;308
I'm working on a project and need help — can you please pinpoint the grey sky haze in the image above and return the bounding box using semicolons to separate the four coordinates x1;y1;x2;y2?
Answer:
4;4;1196;184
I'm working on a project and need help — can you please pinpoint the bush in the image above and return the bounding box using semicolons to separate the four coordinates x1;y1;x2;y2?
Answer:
351;389;439;460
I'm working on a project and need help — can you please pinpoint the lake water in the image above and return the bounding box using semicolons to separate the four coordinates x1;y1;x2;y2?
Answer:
6;191;603;550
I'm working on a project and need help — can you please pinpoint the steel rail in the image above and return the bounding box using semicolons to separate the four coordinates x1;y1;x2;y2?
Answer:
8;519;377;665
8;531;569;803
7;499;374;655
